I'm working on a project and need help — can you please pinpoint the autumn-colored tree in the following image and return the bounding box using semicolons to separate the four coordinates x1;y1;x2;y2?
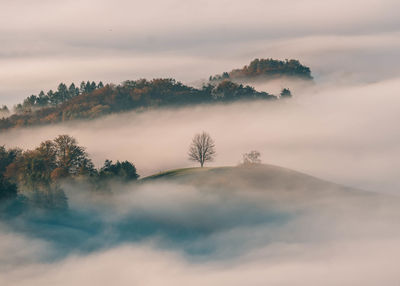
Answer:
0;146;20;201
0;75;283;131
53;135;94;175
9;150;54;191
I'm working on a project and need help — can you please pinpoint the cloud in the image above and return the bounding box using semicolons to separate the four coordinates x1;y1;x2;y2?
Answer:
0;174;399;285
0;228;50;270
1;1;400;283
3;239;400;286
2;77;400;193
1;0;400;105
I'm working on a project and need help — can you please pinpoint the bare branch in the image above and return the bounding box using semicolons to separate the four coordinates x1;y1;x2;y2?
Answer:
188;132;216;167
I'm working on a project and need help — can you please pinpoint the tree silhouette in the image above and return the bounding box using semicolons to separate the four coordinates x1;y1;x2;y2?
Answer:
280;88;292;98
188;132;216;167
53;135;93;175
242;150;261;165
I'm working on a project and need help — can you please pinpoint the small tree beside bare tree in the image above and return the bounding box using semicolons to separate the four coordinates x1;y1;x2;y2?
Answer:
242;150;261;165
188;132;216;167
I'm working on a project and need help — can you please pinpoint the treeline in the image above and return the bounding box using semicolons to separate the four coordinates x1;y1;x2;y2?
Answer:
0;78;289;130
209;58;313;81
0;105;9;115
0;135;138;209
14;81;104;113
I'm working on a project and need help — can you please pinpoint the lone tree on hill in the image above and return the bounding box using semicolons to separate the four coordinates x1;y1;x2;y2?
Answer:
188;132;216;167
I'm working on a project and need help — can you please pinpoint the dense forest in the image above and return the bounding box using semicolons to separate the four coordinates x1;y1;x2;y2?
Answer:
209;58;313;82
0;135;138;209
0;58;302;130
0;79;284;130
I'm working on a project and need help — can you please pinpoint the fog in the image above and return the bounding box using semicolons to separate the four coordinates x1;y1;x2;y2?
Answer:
3;240;400;285
1;0;400;105
1;76;400;193
1;0;400;284
1;76;400;284
1;167;400;285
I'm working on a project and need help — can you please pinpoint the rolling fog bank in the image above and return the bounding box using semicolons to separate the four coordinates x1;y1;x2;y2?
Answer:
1;76;399;285
1;77;399;194
0;164;399;285
1;0;399;284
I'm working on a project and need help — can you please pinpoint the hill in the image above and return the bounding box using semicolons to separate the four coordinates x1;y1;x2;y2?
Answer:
142;164;360;195
0;78;279;131
0;58;311;131
209;58;313;82
141;164;390;210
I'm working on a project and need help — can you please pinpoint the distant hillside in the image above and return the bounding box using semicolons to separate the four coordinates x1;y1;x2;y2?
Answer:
0;58;312;130
0;78;284;130
210;58;313;82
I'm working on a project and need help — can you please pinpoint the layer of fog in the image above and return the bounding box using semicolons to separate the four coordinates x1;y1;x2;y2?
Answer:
1;0;399;283
2;77;398;284
2;76;400;194
3;240;400;286
1;170;400;285
1;0;400;105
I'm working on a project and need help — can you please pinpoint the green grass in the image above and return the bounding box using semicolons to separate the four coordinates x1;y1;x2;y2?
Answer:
138;164;374;198
140;166;228;181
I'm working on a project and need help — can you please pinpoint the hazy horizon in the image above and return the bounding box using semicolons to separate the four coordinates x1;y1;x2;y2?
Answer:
1;0;400;106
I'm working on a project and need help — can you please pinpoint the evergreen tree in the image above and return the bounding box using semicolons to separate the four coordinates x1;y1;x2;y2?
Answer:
57;83;69;103
85;81;91;93
13;103;23;113
280;88;292;98
80;81;86;94
0;105;10;117
90;81;97;92
68;83;79;98
37;91;49;106
99;159;139;181
0;146;19;201
23;95;38;109
47;90;57;106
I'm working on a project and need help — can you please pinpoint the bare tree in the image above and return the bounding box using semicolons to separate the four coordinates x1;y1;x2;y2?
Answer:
242;150;261;165
188;132;216;167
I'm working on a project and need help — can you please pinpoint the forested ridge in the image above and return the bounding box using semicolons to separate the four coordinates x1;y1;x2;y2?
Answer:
0;58;307;130
0;79;283;130
209;58;313;82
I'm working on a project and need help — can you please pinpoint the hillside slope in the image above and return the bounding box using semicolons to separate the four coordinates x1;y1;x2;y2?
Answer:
142;164;361;194
143;164;349;189
141;164;391;211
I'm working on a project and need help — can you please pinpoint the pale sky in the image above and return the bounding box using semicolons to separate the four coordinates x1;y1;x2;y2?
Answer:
1;0;400;106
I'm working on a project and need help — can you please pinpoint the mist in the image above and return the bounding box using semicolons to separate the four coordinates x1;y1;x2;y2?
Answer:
2;76;400;284
1;0;400;284
1;0;400;105
1;76;400;193
1;165;400;285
